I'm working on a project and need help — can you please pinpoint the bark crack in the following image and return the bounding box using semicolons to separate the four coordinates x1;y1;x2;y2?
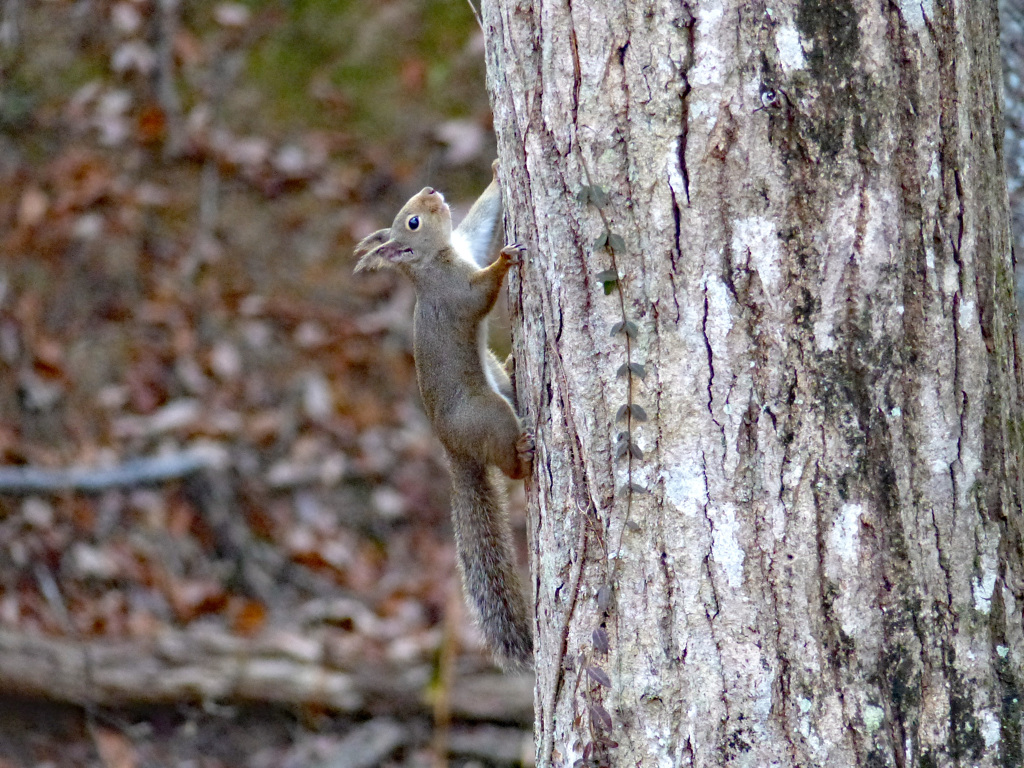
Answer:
565;0;581;126
952;168;965;259
929;504;954;615
951;289;963;534
678;4;695;205
699;449;731;755
700;450;720;622
667;192;683;322
658;549;676;660
678;86;691;205
702;289;724;439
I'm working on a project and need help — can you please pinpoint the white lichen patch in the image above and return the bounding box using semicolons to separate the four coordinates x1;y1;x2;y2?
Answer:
943;260;960;295
900;0;933;33
980;710;1000;748
973;549;998;615
775;25;805;73
863;704;885;733
732;215;780;298
812;195;861;353
828;503;863;567
664;458;708;518
704;272;734;340
689;4;725;89
687;3;728;124
710;504;744;588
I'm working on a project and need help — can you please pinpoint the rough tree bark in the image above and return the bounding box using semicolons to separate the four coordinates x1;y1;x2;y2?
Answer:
483;0;1024;766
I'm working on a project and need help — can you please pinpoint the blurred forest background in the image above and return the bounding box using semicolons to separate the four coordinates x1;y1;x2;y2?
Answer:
0;0;533;766
0;1;1023;767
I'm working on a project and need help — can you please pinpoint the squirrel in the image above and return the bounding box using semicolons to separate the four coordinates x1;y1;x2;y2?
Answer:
353;163;534;669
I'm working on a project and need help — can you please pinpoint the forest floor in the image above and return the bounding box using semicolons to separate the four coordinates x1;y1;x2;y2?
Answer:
0;1;531;765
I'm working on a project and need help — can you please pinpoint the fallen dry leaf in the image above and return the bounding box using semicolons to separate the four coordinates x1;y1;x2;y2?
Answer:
18;187;49;228
230;597;268;636
93;727;138;768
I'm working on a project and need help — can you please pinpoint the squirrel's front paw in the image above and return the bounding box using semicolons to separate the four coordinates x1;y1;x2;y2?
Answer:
500;243;526;265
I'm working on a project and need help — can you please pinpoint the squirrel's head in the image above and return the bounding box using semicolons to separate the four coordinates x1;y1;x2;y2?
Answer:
354;187;453;274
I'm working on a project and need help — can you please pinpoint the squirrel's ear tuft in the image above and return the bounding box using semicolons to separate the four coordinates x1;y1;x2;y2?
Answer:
354;229;389;256
354;231;415;272
354;229;391;272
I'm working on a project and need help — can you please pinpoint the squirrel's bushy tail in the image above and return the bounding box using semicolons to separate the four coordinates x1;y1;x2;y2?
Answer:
447;456;533;669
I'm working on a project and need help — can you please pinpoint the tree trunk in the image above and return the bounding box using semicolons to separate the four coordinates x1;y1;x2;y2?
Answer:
483;0;1024;766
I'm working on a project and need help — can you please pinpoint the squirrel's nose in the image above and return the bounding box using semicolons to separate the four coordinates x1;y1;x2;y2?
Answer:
426;187;436;195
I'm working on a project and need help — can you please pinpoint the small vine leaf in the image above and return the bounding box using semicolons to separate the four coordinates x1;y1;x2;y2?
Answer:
603;280;617;295
595;269;618;282
608;233;626;252
575;186;592;204
629;442;644;460
587;665;612;688
593;231;608;249
623;320;639;339
592;627;609;654
617;363;629;378
590;186;610;206
616;404;629;422
629;482;648;494
630;404;649;421
610;321;625;336
583;741;594;760
596;584;612;611
617;431;630;441
615;442;629;459
629;362;647;379
626;520;642;532
590;702;614;731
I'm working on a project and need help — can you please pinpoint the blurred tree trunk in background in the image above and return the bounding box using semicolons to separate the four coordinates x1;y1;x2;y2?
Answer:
484;0;1024;765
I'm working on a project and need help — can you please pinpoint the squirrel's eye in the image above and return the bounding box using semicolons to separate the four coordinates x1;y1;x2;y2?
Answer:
407;215;420;231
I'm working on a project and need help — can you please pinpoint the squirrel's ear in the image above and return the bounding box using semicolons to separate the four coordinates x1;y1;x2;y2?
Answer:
354;230;414;272
354;229;389;257
354;229;391;272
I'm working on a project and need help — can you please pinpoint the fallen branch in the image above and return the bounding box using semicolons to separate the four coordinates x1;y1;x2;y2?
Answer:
0;627;533;724
0;447;226;494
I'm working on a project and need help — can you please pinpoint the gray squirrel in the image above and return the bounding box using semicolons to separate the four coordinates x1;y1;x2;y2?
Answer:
354;162;533;669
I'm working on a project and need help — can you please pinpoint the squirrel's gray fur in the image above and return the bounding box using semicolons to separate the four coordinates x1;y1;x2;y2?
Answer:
353;163;533;669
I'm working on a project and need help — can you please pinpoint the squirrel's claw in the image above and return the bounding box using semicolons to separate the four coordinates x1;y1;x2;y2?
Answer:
516;430;535;465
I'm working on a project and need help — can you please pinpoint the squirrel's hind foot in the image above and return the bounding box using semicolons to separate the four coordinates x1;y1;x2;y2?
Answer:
516;431;535;477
